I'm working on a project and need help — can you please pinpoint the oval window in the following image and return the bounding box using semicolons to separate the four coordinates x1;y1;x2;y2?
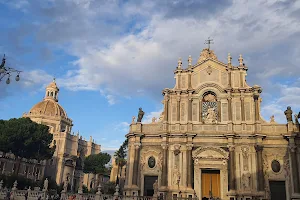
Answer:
148;156;156;168
271;160;281;173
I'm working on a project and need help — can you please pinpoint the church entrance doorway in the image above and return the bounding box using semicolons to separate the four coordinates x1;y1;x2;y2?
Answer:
269;181;286;200
201;169;220;200
143;176;158;196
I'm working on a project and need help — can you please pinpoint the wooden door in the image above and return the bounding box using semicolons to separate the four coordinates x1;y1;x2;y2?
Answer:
201;170;220;198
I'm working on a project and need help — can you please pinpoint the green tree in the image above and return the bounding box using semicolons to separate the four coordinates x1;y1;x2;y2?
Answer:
114;139;128;181
0;117;55;174
83;152;111;174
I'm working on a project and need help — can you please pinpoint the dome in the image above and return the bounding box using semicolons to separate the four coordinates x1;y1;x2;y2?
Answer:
29;99;68;118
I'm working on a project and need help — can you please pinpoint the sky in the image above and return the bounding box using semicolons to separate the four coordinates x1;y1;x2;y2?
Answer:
0;0;300;151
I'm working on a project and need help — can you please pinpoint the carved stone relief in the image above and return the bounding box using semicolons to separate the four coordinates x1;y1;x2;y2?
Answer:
241;146;249;171
192;146;229;161
262;148;289;199
140;147;162;174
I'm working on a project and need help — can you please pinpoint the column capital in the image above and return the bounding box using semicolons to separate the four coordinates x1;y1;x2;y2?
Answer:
289;144;297;152
186;144;193;150
134;143;141;149
161;143;168;150
227;144;235;151
177;97;181;102
255;145;263;152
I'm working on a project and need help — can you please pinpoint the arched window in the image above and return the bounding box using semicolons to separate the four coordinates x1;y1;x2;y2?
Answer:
202;91;218;123
50;91;53;97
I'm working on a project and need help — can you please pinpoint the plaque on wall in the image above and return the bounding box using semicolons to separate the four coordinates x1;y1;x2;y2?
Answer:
148;156;156;168
271;160;281;173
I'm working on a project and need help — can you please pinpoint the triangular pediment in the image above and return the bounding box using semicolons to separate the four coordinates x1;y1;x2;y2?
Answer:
190;59;229;89
192;146;229;160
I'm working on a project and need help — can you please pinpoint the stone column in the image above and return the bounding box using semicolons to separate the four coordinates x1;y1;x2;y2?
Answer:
161;144;169;188
127;143;135;186
241;97;245;121
199;99;202;122
227;97;232;121
188;97;192;121
164;96;169;121
254;96;260;121
289;144;300;193
186;144;193;188
255;145;264;191
217;99;221;122
188;71;192;89
228;145;236;190
177;97;181;121
132;143;141;186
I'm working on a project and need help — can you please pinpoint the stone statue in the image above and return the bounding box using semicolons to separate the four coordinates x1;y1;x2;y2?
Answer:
159;112;164;121
78;177;83;194
270;115;275;123
284;106;293;122
43;178;49;191
152;117;156;123
132;116;136;123
295;114;299;124
137;108;144;122
205;106;216;123
242;173;251;190
153;180;158;197
172;165;181;185
63;179;68;192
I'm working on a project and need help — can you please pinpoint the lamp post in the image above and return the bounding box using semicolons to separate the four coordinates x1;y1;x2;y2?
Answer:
0;54;22;84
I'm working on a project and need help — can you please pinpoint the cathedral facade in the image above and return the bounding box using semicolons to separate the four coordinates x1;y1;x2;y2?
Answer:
21;80;101;190
124;48;300;200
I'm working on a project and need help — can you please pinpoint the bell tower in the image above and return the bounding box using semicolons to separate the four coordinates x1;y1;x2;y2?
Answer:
45;78;59;102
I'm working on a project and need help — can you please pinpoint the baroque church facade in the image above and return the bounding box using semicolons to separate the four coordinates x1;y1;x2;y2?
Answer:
7;80;101;190
124;48;300;200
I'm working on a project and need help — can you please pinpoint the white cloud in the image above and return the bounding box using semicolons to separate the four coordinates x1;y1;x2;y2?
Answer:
143;107;163;123
3;0;300;106
114;121;130;133
57;0;300;104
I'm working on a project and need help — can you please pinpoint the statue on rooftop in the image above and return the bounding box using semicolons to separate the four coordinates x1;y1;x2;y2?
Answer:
137;108;144;122
284;106;293;122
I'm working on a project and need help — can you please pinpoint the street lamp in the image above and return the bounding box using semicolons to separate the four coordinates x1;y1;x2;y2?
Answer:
0;54;22;84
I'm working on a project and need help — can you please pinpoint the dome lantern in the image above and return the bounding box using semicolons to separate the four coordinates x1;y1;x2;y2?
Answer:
45;78;59;102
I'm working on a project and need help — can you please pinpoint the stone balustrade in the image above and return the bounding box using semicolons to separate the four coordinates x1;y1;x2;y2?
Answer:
0;181;165;200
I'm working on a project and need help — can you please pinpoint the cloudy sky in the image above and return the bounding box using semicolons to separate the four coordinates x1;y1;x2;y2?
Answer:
0;0;300;150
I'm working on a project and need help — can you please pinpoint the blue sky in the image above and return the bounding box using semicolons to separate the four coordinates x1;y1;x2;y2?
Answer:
1;0;300;150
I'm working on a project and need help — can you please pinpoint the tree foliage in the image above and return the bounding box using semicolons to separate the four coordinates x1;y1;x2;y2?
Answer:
83;152;111;174
114;139;128;177
0;117;55;161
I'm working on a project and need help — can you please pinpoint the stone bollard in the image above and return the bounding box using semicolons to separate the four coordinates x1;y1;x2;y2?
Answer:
0;180;3;190
114;184;120;200
12;180;18;191
95;183;102;200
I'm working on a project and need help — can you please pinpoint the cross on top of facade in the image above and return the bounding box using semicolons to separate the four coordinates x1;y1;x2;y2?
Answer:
204;37;214;50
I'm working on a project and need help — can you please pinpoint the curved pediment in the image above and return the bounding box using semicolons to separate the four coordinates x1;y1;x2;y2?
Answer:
192;146;229;160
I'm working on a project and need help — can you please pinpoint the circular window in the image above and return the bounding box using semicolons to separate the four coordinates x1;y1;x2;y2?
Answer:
148;156;156;168
271;160;281;173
